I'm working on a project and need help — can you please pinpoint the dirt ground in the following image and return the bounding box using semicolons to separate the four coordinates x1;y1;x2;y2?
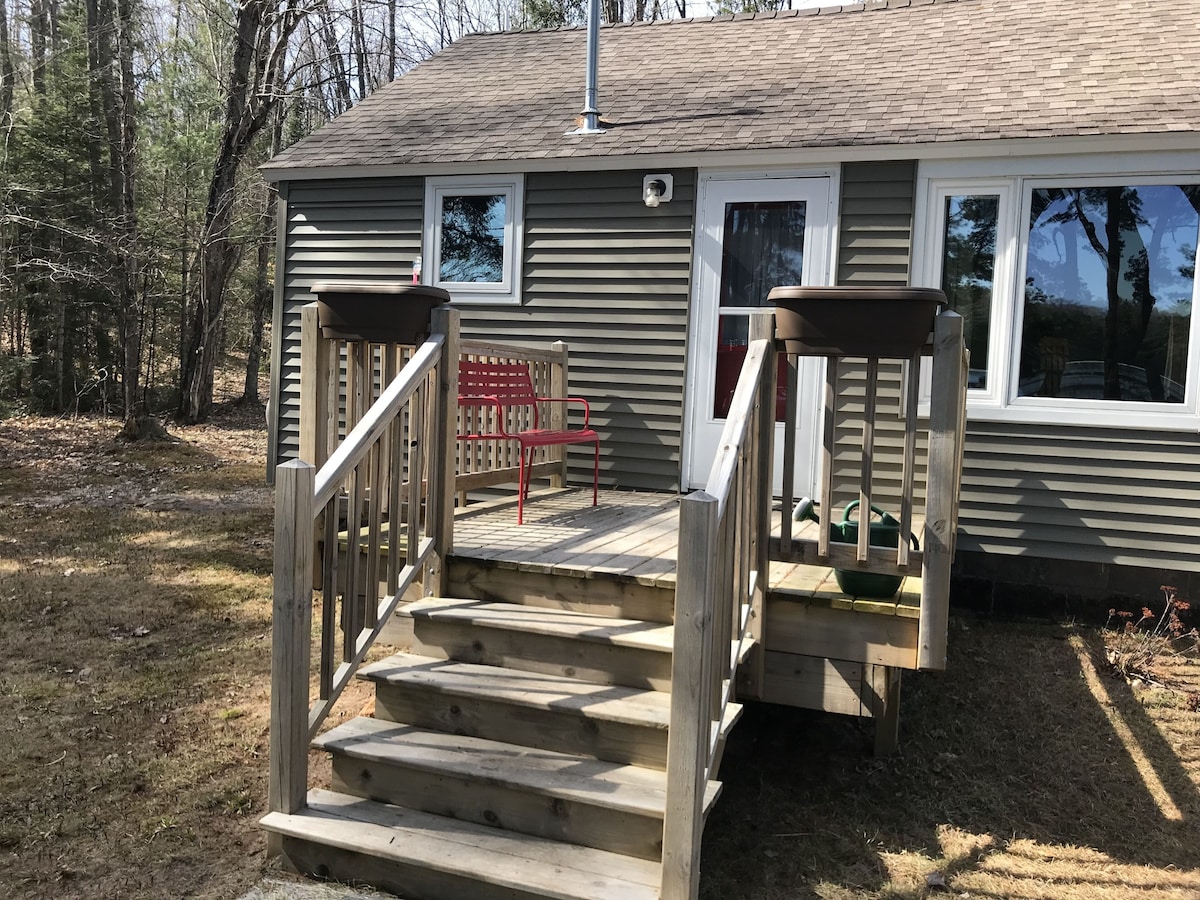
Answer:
1;410;1197;899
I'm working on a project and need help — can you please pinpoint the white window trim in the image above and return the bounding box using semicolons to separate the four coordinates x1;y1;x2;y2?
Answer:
914;156;1200;431
423;174;524;305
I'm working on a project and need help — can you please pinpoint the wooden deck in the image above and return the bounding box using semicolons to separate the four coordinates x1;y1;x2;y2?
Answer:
450;487;922;611
452;488;681;587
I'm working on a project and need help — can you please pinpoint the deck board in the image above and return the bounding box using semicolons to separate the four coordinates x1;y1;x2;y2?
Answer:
454;489;679;581
450;488;920;615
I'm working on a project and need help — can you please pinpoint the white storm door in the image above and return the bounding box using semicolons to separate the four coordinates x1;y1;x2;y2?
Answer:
684;175;833;494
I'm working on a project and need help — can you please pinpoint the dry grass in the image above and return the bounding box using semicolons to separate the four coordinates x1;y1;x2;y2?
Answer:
703;621;1200;899
1;412;1198;899
0;411;277;900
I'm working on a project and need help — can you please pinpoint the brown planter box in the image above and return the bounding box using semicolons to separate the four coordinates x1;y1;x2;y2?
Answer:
769;286;946;357
312;282;451;344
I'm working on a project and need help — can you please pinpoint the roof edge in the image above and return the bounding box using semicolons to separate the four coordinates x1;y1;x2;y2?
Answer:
260;132;1200;183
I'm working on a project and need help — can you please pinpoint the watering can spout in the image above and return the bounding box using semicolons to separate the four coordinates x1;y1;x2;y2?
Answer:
793;496;818;523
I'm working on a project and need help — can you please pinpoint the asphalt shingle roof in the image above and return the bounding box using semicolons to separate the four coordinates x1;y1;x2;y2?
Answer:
263;0;1200;174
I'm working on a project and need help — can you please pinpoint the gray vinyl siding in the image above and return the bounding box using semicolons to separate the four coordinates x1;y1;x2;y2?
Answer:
826;162;923;513
272;178;424;466
958;422;1200;574
460;169;696;491
269;169;695;491
837;161;917;286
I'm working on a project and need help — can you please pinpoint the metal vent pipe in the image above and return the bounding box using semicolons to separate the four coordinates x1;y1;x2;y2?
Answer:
579;0;604;133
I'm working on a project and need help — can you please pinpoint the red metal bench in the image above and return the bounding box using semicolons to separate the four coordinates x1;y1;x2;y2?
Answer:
457;361;600;524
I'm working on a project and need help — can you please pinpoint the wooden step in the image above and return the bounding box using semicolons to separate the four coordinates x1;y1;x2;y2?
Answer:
314;717;721;860
262;789;660;900
360;653;672;768
402;597;674;691
447;557;677;625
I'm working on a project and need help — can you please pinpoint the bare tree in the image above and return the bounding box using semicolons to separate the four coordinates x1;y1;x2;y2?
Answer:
178;0;303;424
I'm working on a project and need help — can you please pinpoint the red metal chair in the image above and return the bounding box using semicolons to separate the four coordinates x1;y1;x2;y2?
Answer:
457;361;600;524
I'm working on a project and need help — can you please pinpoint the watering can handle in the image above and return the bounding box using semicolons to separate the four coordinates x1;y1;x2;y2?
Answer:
841;499;896;525
841;500;920;550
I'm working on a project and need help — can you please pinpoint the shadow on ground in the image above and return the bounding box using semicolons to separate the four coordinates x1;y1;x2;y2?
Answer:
701;619;1200;899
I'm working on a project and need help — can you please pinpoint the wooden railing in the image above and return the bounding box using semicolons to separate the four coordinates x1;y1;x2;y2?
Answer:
268;308;461;825
297;303;571;498
661;314;777;900
771;310;967;671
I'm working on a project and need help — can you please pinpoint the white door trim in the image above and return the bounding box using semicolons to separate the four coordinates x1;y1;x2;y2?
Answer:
681;169;841;492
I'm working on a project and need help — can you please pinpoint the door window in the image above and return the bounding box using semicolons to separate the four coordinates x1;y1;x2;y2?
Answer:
713;200;807;420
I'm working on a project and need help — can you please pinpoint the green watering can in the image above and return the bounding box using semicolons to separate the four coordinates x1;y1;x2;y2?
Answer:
793;498;919;599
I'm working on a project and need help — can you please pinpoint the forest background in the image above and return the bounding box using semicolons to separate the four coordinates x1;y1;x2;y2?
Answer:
0;0;798;435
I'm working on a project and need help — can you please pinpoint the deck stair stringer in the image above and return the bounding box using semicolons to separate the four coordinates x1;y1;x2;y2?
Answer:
263;590;731;900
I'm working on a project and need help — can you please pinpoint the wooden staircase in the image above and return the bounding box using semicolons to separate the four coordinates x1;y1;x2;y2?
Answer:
262;590;729;899
264;309;828;898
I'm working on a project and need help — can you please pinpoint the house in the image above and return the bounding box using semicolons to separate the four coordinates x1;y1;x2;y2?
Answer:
262;0;1200;603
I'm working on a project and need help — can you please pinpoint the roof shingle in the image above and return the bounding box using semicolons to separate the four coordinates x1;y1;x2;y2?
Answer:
264;0;1200;173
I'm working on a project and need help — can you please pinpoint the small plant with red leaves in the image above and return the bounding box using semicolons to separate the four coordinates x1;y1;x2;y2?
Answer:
1104;585;1200;686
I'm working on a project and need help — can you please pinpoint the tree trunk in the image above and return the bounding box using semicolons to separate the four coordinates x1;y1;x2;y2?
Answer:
114;0;142;425
0;0;14;121
387;0;396;82
1102;187;1122;401
87;0;142;425
243;206;271;405
178;0;300;424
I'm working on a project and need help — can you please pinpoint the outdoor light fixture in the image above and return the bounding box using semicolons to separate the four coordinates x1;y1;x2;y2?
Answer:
643;174;673;208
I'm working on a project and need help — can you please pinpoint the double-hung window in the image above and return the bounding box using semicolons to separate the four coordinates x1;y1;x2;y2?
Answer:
916;159;1200;429
424;175;524;304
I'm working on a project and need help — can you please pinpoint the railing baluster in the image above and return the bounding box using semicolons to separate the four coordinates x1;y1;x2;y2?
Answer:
365;440;384;626
408;377;425;578
386;415;404;597
898;351;921;568
780;351;798;553
818;357;837;560
343;458;367;657
320;499;338;700
858;358;879;563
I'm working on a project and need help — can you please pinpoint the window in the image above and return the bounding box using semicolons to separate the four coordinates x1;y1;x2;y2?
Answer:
424;175;524;304
916;163;1200;429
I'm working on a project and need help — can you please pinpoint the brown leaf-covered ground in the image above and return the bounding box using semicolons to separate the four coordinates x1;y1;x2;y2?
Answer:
1;410;1197;899
0;409;278;899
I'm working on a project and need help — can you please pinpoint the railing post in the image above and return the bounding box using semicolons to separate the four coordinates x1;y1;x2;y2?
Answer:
425;307;460;596
550;340;568;488
268;459;315;849
662;491;719;900
919;311;964;671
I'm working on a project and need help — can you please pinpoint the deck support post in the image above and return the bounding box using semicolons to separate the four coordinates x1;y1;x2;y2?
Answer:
918;311;964;670
873;666;902;756
662;491;719;900
268;459;316;853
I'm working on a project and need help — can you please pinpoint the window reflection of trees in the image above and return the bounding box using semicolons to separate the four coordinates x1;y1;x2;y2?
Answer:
719;202;806;309
941;195;999;390
1021;185;1199;402
439;194;506;283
